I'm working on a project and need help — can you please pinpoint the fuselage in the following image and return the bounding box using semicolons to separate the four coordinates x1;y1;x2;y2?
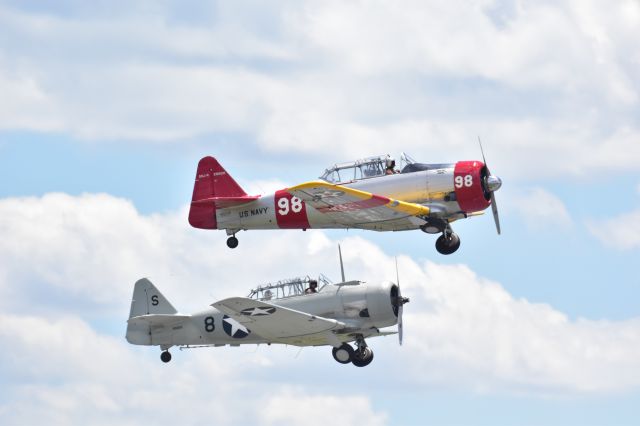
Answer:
216;161;490;232
129;281;399;348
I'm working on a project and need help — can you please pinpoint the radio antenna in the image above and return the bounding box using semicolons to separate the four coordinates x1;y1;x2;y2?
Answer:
338;244;346;282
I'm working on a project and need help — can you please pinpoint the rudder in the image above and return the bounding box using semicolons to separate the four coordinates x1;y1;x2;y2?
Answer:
188;156;248;229
129;278;178;318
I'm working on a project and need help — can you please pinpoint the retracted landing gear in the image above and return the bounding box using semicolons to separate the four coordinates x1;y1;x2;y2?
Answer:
331;336;374;367
435;226;460;255
160;350;172;363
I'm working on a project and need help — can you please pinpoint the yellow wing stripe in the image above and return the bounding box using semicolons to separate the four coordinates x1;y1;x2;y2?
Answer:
289;181;430;217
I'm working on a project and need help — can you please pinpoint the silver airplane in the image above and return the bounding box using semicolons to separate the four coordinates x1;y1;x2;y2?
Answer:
188;151;502;255
126;253;409;367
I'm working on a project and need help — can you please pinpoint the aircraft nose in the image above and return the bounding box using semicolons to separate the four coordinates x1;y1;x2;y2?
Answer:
487;175;502;192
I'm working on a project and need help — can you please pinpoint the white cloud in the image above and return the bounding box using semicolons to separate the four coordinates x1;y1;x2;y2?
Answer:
261;389;387;426
0;2;638;178
587;209;640;250
506;187;572;230
0;312;382;426
1;192;640;403
401;261;640;393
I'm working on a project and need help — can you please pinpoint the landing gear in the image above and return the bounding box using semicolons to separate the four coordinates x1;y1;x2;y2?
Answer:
226;236;239;249
332;343;354;364
352;347;374;367
435;228;460;255
331;337;374;367
160;350;172;363
352;335;374;367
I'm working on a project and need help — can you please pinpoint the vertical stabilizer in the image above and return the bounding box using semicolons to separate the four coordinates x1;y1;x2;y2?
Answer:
129;278;177;318
189;156;249;229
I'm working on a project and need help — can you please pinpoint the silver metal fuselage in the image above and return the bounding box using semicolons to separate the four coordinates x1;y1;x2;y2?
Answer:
138;281;398;348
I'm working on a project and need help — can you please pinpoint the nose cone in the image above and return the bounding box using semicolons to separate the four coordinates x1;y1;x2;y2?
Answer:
487;175;502;192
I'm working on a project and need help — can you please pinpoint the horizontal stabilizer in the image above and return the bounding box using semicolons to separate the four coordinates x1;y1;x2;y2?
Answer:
128;314;191;329
191;195;260;209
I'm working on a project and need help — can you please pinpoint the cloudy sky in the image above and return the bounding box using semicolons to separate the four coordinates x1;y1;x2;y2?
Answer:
1;1;639;425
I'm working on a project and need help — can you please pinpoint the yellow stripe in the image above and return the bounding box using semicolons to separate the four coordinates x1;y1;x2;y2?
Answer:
289;180;430;216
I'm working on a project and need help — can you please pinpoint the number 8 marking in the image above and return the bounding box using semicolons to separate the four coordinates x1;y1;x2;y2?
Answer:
291;197;302;213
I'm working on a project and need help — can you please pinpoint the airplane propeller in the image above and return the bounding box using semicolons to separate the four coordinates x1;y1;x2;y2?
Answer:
393;257;410;345
478;138;502;235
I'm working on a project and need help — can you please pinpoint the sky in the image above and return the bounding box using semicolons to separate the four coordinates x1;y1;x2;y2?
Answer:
0;1;639;425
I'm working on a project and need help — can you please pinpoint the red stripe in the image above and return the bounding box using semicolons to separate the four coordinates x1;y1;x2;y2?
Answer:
274;190;311;229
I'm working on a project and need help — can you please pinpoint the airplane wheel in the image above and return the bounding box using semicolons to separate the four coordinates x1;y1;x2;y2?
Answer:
332;344;354;364
435;233;460;255
226;236;239;249
352;347;374;367
160;351;172;363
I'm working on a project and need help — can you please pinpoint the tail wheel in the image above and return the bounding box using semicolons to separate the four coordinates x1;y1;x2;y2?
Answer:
435;233;460;255
160;351;172;363
332;344;354;364
226;236;239;249
352;347;374;367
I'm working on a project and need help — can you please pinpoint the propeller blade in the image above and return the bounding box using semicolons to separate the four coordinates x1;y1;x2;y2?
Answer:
491;192;501;235
478;136;487;164
398;304;403;346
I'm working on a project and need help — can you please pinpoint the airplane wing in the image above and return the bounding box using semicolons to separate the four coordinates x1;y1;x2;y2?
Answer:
212;297;348;346
287;181;430;229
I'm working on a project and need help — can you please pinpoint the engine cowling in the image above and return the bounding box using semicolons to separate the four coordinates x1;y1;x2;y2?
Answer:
453;161;491;213
365;281;401;329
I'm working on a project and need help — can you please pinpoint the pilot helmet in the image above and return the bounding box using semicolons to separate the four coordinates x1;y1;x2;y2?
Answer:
386;156;396;169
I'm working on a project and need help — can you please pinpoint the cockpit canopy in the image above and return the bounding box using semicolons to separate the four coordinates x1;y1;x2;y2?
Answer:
319;153;416;184
247;275;332;301
319;155;389;184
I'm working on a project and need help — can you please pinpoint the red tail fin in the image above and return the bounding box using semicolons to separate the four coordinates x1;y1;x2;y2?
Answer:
188;156;256;229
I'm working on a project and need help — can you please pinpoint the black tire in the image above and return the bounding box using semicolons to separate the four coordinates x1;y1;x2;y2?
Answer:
352;347;374;367
332;344;354;364
226;236;239;249
435;233;460;255
160;351;172;363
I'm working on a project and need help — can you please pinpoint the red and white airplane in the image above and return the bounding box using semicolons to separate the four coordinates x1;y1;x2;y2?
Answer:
188;153;502;254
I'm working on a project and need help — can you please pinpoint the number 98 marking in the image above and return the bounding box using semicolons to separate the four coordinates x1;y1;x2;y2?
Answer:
277;196;303;215
454;175;473;188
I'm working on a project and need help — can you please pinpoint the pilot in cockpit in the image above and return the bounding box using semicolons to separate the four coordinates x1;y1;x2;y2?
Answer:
305;279;318;294
385;157;398;175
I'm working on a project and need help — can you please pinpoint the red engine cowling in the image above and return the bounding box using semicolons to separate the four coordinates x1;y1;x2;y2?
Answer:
453;161;491;213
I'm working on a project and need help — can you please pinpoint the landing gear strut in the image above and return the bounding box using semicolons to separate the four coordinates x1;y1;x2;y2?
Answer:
435;227;460;255
160;350;172;363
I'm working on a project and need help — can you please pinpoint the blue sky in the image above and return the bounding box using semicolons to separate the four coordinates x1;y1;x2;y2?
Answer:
1;1;639;425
